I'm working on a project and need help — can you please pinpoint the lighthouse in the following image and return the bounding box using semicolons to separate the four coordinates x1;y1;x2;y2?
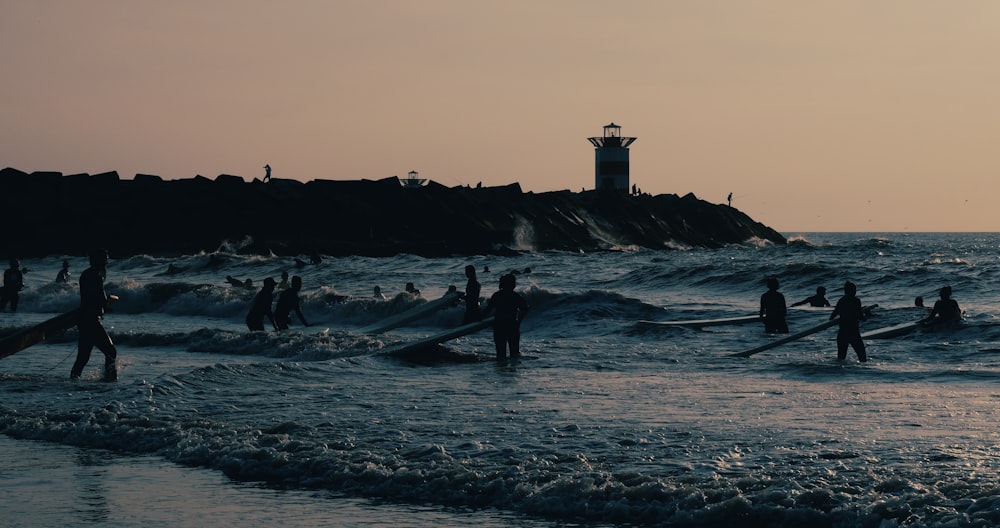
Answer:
587;122;636;192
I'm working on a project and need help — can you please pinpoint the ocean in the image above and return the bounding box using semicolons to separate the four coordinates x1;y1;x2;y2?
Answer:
2;232;999;527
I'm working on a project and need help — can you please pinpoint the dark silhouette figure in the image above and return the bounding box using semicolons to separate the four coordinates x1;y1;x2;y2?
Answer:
263;164;271;182
915;296;925;308
274;275;309;330
226;275;255;289
462;264;481;324
831;280;867;362
481;273;529;360
278;271;290;290
56;260;71;283
727;193;733;207
791;286;831;307
1;258;25;312
759;276;788;334
246;277;278;331
405;282;421;297
70;250;118;381
374;286;387;300
921;286;961;327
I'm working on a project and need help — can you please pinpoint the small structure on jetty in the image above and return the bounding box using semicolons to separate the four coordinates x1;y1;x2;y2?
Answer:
400;170;427;188
588;122;636;192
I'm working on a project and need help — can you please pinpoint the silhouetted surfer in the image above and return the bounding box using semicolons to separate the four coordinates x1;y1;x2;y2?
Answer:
70;250;118;381
921;286;961;328
0;258;25;312
831;280;867;362
481;273;529;360
274;275;309;330
246;277;278;331
462;264;481;323
759;276;788;334
791;286;831;307
56;260;70;283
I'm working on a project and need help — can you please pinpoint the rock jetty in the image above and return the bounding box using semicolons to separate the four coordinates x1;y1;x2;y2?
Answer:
1;168;785;257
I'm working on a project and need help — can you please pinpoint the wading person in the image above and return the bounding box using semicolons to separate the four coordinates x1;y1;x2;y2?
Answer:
70;250;119;381
831;280;867;363
481;273;529;360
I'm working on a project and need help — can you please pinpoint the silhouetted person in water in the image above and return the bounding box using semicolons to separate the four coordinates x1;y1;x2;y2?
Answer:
374;286;387;300
831;280;867;362
405;282;421;297
462;264;481;324
263;164;271;182
274;275;309;330
481;273;529;360
791;286;831;307
759;276;788;334
246;277;278;331
278;271;290;290
56;260;71;283
921;286;961;327
0;258;26;312
70;250;118;381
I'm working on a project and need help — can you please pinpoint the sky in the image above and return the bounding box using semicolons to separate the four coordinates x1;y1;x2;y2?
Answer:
2;1;998;232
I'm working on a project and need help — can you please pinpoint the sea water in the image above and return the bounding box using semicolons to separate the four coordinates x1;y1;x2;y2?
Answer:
2;232;1000;527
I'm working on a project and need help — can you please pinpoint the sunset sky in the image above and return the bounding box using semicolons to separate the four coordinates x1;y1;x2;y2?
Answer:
2;1;998;232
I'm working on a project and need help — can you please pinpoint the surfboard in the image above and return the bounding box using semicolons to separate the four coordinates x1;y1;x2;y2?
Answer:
386;316;495;355
861;320;924;339
637;314;761;328
361;289;461;334
732;305;877;358
0;309;80;360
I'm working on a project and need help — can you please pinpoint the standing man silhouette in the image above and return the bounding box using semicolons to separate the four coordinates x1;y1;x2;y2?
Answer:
263;164;271;182
70;249;118;381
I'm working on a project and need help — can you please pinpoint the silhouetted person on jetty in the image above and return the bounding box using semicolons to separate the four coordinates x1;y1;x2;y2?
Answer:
481;273;529;360
70;250;118;381
0;258;26;312
831;280;867;362
759;276;788;334
263;164;271;182
274;275;309;330
921;286;961;328
246;277;277;331
728;193;733;207
791;286;831;307
462;264;481;324
56;260;71;283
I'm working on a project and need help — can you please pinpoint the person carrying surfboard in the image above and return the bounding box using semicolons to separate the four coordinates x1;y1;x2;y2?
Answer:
830;280;867;363
759;277;788;334
480;273;529;360
70;249;119;381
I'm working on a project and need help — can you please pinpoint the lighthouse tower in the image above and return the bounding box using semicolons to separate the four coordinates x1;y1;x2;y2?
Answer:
587;122;636;192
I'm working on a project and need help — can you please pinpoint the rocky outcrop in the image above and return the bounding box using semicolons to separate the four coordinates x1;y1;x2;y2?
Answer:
0;167;785;257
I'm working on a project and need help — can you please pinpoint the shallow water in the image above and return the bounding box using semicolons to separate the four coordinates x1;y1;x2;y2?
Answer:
3;233;1000;527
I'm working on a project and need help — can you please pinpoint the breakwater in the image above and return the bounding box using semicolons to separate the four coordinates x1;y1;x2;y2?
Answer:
1;168;785;257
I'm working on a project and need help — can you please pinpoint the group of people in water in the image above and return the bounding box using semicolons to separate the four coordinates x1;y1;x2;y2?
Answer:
760;278;962;363
233;263;531;360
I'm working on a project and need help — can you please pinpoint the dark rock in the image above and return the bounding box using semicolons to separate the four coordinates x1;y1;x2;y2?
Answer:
0;167;785;258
